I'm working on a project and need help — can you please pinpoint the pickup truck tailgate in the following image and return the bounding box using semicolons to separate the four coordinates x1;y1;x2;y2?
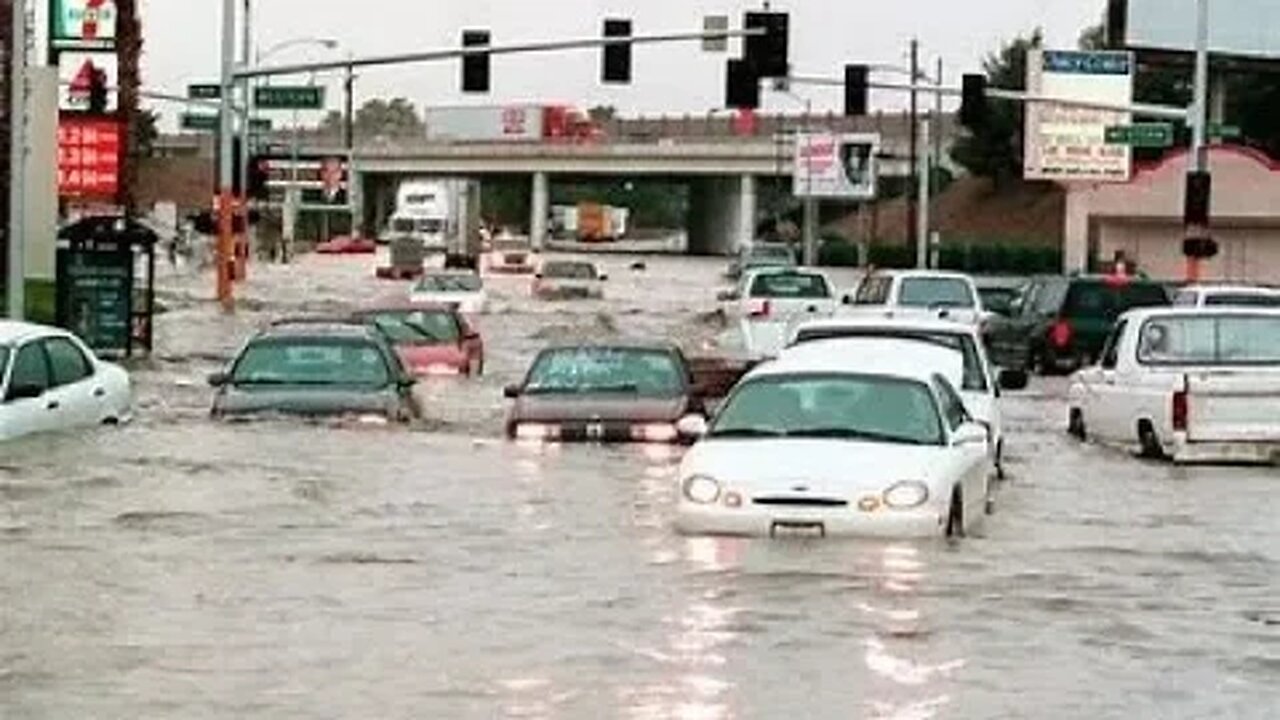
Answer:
1187;373;1280;442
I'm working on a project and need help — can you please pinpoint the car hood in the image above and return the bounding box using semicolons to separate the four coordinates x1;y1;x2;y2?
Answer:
681;438;951;496
512;393;688;423
216;385;396;417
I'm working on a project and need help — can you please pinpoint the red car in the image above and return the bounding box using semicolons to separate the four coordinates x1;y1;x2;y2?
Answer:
352;303;485;377
317;235;377;255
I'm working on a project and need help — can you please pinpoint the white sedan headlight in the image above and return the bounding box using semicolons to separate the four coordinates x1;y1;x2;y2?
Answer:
883;481;930;509
682;475;722;505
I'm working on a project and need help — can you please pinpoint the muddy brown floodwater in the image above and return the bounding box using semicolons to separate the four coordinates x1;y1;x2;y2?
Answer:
1;252;1276;719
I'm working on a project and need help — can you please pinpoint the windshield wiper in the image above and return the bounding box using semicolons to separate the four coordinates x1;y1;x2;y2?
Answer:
787;427;931;445
709;427;786;438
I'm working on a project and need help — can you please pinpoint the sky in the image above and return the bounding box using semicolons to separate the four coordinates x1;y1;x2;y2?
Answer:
115;0;1104;126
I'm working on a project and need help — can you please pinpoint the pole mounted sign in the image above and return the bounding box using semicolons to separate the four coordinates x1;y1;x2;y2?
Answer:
51;0;118;51
792;133;880;200
254;85;325;110
1024;49;1135;183
1105;122;1174;147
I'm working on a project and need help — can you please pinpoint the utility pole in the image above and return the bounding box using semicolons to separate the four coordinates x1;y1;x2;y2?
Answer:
344;55;357;236
216;0;235;311
916;118;930;269
1184;0;1211;283
907;38;918;252
6;0;26;319
240;0;253;272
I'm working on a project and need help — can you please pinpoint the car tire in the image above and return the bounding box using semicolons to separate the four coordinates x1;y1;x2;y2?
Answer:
1068;409;1087;441
1138;421;1166;460
995;440;1007;481
946;487;965;540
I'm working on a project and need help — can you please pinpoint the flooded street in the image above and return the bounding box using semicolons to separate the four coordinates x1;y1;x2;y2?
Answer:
1;253;1276;719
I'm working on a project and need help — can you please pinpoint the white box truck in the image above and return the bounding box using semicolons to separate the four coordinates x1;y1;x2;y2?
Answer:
382;178;482;264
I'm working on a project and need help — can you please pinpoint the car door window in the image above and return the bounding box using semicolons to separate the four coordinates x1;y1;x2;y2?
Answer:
7;343;50;400
1099;320;1127;370
856;277;889;305
44;337;94;388
932;375;968;431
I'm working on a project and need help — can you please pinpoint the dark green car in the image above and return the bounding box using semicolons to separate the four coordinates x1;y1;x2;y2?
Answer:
984;275;1171;374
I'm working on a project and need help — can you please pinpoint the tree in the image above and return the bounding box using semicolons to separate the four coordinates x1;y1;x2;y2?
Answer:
132;108;158;157
321;98;425;139
950;29;1043;185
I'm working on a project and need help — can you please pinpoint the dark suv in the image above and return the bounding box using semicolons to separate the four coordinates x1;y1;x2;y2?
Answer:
984;275;1170;374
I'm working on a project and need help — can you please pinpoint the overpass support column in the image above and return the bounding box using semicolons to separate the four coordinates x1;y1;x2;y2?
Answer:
530;172;550;250
737;174;757;249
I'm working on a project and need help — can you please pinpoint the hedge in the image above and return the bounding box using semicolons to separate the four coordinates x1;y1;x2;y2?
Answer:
819;240;1061;275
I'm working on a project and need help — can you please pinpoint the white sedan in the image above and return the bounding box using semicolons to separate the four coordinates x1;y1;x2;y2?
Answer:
409;271;487;315
788;316;1029;478
0;321;132;442
675;341;993;539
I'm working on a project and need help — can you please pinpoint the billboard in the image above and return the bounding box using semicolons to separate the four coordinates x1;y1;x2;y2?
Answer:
1024;50;1134;183
57;51;118;112
51;0;118;50
793;133;879;200
1115;0;1280;59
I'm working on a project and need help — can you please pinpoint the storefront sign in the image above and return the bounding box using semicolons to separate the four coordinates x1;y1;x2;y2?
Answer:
57;117;122;199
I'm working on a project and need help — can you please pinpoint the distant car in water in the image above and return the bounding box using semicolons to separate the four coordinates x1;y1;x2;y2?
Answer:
409;271;487;315
504;343;707;443
0;321;132;443
726;243;796;281
1172;284;1280;308
717;267;839;359
315;235;377;255
533;260;607;300
486;238;537;274
984;274;1171;374
843;270;988;326
209;319;419;423
353;303;485;377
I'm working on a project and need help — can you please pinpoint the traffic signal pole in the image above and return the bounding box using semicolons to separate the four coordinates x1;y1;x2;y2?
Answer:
7;0;27;319
217;0;235;311
1185;0;1211;283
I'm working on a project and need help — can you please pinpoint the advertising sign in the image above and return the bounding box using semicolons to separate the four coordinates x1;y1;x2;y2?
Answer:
258;153;351;207
58;51;118;112
57;117;122;198
51;0;119;50
1117;0;1280;59
1024;50;1134;183
793;133;879;200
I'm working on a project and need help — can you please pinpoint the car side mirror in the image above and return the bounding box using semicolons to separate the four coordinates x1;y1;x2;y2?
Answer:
207;372;230;388
503;384;522;399
998;369;1029;392
599;274;609;282
533;273;543;280
5;383;45;402
952;422;989;448
842;294;854;305
398;377;418;390
676;414;709;439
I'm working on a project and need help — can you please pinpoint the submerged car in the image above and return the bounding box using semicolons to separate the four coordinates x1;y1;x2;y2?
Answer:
408;271;487;315
533;260;607;300
353;303;485;377
486;238;537;274
210;320;419;422
726;243;797;281
675;342;994;540
0;321;133;443
504;343;706;443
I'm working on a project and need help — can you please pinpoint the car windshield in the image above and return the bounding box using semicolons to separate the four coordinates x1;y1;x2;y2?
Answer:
792;329;988;392
391;218;414;233
363;310;460;345
1065;281;1169;318
1137;315;1280;365
747;245;794;261
525;348;684;396
898;278;976;309
1204;293;1280;307
416;218;444;233
711;373;944;446
542;263;597;280
749;272;831;299
0;346;8;380
496;240;529;252
979;287;1018;314
231;338;391;387
416;274;482;293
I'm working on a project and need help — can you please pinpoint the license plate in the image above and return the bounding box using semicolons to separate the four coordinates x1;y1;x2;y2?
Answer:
770;521;826;539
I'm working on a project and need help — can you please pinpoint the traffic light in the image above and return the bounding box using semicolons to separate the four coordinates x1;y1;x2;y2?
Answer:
725;58;760;110
960;73;987;127
248;154;271;201
87;67;109;114
1184;170;1212;227
602;19;632;84
744;11;789;79
1182;237;1219;259
462;30;491;93
844;64;869;117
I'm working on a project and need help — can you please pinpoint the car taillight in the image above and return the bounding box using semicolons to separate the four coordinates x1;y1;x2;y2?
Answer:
749;300;771;319
1172;389;1189;432
1049;320;1073;349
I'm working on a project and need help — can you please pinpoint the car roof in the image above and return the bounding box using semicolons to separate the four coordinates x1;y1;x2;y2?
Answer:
355;301;457;313
1121;306;1280;322
0;320;64;345
537;341;679;355
757;338;961;383
794;315;980;339
1180;284;1280;295
744;266;827;279
869;270;974;282
259;320;382;340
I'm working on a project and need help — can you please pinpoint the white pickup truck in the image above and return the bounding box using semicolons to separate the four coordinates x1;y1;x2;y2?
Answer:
1068;308;1280;464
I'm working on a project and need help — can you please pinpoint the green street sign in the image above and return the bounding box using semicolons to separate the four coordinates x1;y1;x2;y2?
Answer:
255;85;325;110
1209;123;1242;140
1105;123;1174;148
188;83;222;100
249;118;273;133
180;113;220;132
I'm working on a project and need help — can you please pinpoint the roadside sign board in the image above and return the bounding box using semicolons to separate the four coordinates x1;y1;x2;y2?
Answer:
58;51;118;113
254;85;325;110
702;16;730;52
51;0;119;51
180;113;219;132
187;83;222;100
57;117;121;198
1209;123;1242;140
1024;49;1135;183
56;248;132;352
257;153;351;206
1104;123;1174;148
793;133;879;200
